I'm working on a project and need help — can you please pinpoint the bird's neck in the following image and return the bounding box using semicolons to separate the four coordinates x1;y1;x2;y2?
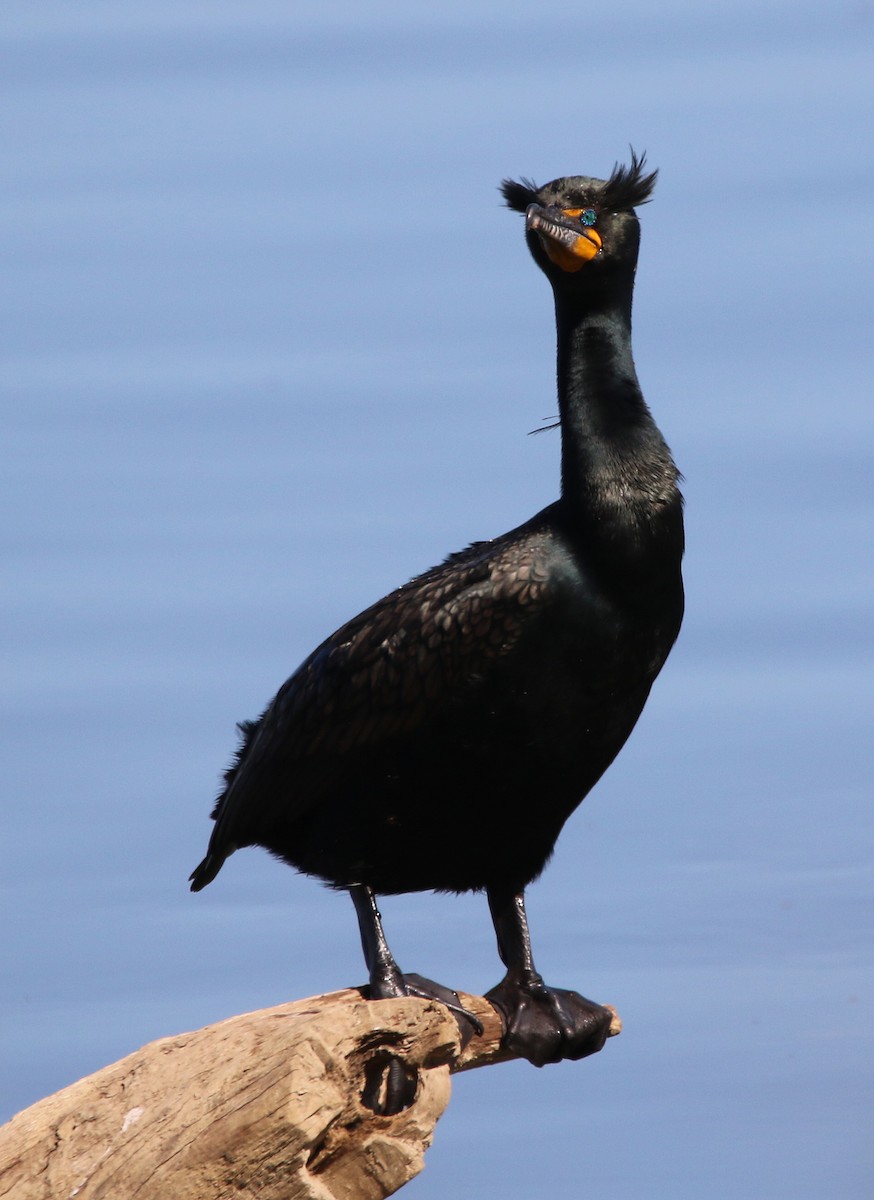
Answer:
554;289;682;568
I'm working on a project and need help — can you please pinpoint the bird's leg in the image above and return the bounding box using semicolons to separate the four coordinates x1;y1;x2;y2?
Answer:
349;884;482;1115
349;883;419;1115
349;884;483;1032
485;887;613;1066
489;889;543;993
350;883;406;999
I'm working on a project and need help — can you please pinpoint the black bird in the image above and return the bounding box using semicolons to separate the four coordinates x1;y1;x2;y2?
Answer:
191;153;684;1069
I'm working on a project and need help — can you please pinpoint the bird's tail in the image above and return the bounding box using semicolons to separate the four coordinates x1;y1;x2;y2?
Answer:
189;852;225;892
190;717;258;893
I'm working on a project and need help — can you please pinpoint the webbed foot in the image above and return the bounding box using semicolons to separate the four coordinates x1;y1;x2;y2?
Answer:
485;972;612;1067
368;971;483;1041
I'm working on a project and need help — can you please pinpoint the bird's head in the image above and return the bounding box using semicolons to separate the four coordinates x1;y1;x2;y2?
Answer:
501;151;657;296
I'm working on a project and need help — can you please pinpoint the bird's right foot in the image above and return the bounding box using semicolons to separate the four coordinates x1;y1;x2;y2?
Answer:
362;971;482;1116
367;970;483;1039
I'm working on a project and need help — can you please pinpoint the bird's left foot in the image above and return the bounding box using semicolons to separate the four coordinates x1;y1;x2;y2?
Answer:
485;972;612;1066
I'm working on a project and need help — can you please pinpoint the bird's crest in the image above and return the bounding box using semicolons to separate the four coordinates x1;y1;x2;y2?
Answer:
600;150;658;210
501;150;657;213
500;176;540;213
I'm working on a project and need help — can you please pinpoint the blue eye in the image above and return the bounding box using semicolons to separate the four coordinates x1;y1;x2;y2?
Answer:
581;208;597;227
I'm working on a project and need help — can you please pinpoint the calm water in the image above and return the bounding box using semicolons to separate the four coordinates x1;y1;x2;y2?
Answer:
3;4;872;1196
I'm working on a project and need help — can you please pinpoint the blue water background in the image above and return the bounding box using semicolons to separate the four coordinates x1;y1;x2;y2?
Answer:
2;3;872;1196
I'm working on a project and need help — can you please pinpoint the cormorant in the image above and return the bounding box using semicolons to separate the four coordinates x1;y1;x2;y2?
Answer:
191;152;684;1071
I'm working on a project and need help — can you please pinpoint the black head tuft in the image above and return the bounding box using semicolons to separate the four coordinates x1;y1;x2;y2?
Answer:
500;177;540;213
600;149;658;210
501;150;657;216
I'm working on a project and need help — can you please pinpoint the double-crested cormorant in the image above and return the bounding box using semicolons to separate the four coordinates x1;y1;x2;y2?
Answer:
191;153;684;1071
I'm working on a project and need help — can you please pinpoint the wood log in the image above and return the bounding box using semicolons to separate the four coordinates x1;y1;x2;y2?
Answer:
0;988;620;1200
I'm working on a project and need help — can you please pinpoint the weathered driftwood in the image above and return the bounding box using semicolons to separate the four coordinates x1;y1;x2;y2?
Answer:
0;987;620;1200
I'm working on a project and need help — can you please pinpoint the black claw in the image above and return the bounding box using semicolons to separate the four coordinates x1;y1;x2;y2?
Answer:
402;973;484;1044
361;1051;419;1116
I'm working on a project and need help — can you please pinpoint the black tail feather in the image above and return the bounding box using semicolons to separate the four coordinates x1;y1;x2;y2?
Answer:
189;852;224;892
